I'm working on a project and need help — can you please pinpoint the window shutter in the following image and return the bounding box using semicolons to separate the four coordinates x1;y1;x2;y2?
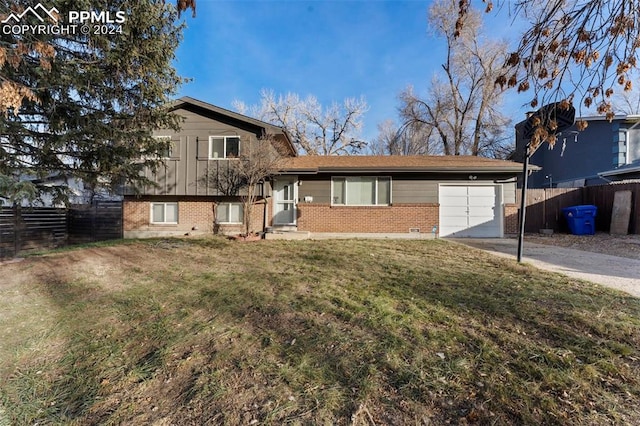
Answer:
170;139;180;159
196;136;208;160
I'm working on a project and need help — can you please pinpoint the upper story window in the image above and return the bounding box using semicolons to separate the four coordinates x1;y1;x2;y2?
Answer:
209;136;240;159
155;135;172;158
332;177;391;206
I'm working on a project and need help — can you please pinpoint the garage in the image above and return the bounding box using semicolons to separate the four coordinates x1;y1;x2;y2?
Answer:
439;185;502;238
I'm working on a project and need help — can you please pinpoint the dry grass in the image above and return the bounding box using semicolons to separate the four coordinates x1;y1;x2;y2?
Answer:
1;237;640;425
525;232;640;260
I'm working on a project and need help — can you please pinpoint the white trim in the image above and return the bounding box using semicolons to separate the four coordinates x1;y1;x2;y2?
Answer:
438;183;503;238
273;177;298;226
217;202;244;224
150;202;178;224
208;135;240;159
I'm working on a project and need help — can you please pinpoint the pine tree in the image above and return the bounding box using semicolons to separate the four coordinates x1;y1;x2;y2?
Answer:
0;0;186;204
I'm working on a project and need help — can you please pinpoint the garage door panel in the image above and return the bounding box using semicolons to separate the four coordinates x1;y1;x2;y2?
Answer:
468;196;496;206
469;186;495;196
445;198;471;207
463;227;498;238
444;216;470;227
439;185;501;238
468;206;495;218
440;204;466;215
469;216;497;228
441;186;469;196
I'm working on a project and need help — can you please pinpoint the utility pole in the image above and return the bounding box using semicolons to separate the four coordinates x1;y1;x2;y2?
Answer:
517;102;575;263
517;143;531;263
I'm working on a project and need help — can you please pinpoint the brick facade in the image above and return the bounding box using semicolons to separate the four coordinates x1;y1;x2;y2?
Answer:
296;203;439;234
124;197;515;238
123;196;268;238
504;204;519;235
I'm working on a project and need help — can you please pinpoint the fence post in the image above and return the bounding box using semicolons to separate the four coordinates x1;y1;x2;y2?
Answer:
92;201;97;242
13;204;22;257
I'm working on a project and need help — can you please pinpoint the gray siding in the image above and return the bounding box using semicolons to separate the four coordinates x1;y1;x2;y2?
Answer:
392;179;438;203
128;106;279;196
298;177;433;205
296;176;515;205
298;179;331;204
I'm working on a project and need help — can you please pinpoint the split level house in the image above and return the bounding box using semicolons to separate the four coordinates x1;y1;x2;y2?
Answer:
515;114;640;188
123;97;526;239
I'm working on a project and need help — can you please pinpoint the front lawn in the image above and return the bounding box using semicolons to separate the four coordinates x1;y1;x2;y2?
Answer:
1;238;639;424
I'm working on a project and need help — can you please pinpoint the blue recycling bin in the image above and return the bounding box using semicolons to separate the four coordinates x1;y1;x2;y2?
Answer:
562;205;597;235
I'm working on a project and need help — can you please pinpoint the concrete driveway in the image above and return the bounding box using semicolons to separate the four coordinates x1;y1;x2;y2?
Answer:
450;238;640;298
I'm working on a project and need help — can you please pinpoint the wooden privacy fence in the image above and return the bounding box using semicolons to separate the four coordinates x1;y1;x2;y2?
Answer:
68;201;123;245
0;207;67;258
519;183;639;234
0;201;123;258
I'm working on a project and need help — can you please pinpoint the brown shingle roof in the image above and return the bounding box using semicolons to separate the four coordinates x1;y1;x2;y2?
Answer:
280;155;528;174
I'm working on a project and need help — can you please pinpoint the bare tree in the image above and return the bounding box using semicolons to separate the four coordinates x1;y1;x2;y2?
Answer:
399;0;511;156
613;73;640;115
369;119;437;156
208;133;283;236
234;89;368;155
463;0;640;127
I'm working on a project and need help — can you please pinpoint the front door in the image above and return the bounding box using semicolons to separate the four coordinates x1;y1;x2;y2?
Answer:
273;177;297;225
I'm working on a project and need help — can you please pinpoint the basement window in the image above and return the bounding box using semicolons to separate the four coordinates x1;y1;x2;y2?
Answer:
217;202;243;224
151;202;178;224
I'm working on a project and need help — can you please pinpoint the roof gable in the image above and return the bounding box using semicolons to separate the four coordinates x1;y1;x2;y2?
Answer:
170;97;297;156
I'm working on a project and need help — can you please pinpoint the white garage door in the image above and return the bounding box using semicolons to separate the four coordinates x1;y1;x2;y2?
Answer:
439;185;501;238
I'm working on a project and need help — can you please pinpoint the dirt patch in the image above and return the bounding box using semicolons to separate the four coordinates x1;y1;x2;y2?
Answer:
524;232;640;260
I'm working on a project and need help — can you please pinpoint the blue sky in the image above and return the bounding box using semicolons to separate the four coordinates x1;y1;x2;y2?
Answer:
173;0;531;142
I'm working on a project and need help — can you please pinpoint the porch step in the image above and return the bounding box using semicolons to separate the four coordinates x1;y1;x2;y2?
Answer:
269;225;298;232
264;230;310;240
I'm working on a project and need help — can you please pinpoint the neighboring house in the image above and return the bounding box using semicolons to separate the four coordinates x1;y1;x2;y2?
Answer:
123;97;525;238
515;114;640;187
1;173;121;207
598;161;640;182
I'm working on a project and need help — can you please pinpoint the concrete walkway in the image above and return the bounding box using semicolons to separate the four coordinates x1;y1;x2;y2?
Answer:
451;238;640;298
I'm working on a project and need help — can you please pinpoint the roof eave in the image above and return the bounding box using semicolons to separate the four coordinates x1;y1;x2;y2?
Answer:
598;165;640;177
281;166;530;174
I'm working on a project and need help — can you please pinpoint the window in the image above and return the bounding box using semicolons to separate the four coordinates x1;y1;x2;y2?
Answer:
217;202;243;223
155;136;172;158
209;136;240;159
332;177;391;205
151;202;178;224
